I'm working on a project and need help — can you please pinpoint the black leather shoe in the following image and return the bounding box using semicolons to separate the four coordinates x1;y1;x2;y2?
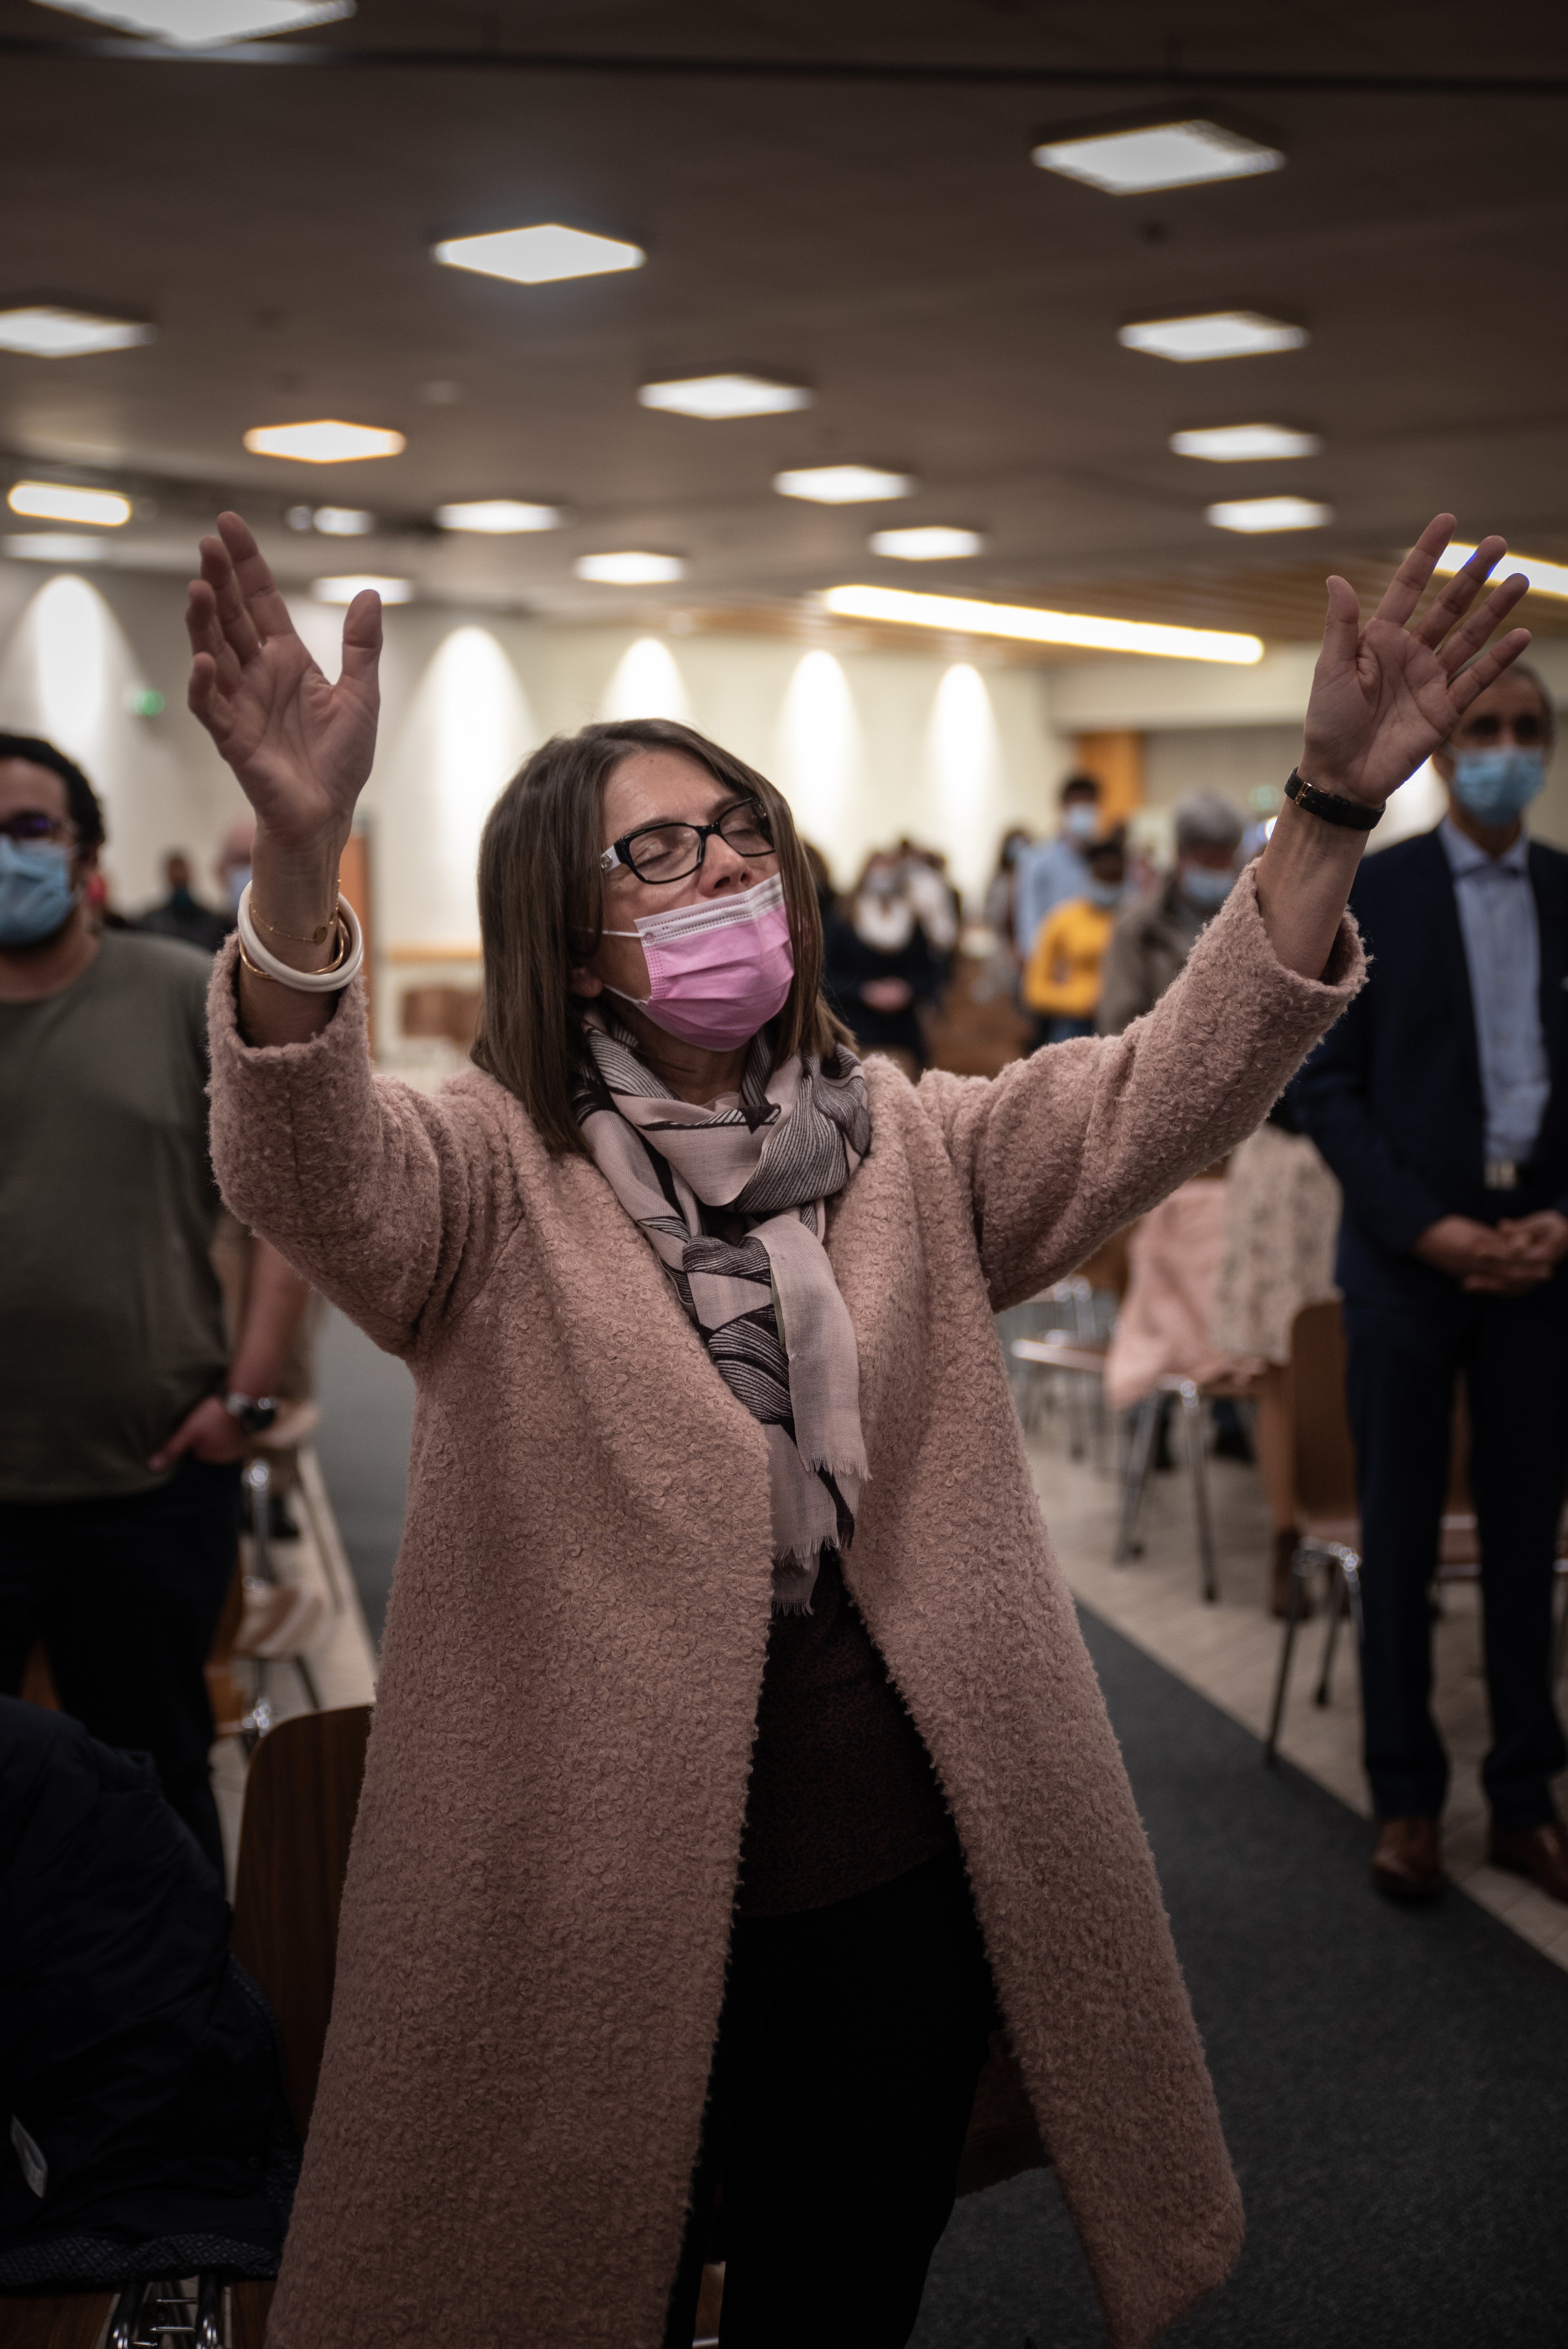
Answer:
1371;1816;1445;1902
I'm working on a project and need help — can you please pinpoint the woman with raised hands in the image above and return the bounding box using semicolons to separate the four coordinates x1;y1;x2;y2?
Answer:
187;511;1526;2349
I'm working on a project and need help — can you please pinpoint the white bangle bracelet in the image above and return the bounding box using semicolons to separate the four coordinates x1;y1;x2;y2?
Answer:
236;883;365;994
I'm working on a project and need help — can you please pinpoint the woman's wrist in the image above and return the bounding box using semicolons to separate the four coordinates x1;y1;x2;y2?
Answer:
251;827;349;973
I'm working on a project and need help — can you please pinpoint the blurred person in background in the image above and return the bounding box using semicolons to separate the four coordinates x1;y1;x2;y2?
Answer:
1022;833;1126;1048
140;847;232;954
0;733;309;1873
822;847;946;1076
1209;1076;1343;1615
1296;662;1568;1906
974;826;1031;1004
1097;791;1245;1036
1012;773;1102;959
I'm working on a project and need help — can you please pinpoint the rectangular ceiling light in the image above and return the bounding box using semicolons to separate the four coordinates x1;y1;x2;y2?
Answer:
7;479;131;526
2;532;108;562
310;505;374;535
638;373;813;420
775;465;915;504
31;0;354;42
1206;495;1332;533
311;574;414;604
1171;424;1322;462
434;499;565;533
0;303;153;357
869;527;984;560
433;224;644;287
1434;542;1568;601
575;551;686;584
244;419;405;463
823;584;1262;664
1120;311;1307;363
1033;118;1283;195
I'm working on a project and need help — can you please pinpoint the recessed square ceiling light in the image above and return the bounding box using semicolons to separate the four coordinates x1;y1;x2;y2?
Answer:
244;419;406;463
2;532;108;562
1120;312;1307;363
774;465;916;504
1032;117;1282;195
637;374;813;420
311;574;414;604
310;505;374;535
433;224;644;287
435;499;566;533
869;527;984;560
30;0;354;44
1206;495;1332;533
575;551;686;585
1171;423;1322;462
8;479;131;526
0;303;153;358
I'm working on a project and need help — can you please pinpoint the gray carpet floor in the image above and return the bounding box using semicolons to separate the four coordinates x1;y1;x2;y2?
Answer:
311;1309;1568;2345
913;1606;1568;2349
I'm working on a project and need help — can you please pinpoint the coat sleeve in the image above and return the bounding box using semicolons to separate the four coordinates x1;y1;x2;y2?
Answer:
1290;975;1447;1256
204;942;519;1355
914;867;1364;1313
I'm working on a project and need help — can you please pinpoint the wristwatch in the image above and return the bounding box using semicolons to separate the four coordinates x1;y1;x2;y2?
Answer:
1283;768;1382;832
223;1391;278;1434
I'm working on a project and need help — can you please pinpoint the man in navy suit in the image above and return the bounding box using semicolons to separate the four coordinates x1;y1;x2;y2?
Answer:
1297;663;1568;1903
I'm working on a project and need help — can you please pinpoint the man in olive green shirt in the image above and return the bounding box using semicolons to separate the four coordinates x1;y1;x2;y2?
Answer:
0;734;306;1871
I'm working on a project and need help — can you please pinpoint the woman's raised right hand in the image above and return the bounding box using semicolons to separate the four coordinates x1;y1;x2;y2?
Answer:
185;510;381;853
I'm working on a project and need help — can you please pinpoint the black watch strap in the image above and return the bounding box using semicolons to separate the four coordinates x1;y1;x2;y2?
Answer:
1283;768;1382;832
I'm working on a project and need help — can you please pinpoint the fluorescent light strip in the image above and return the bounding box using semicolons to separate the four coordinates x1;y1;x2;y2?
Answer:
823;585;1261;665
3;533;108;563
1434;542;1568;602
435;500;564;533
575;551;686;584
1206;496;1332;534
869;527;984;560
244;419;405;463
7;480;131;526
311;575;413;604
775;465;915;504
1171;424;1322;462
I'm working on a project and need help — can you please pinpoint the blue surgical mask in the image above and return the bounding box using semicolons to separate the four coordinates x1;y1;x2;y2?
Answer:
0;837;77;948
1449;747;1546;826
1062;804;1098;843
1084;878;1122;909
1180;863;1235;911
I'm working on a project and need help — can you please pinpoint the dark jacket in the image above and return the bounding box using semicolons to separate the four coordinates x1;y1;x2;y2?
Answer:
821;911;943;1064
0;1698;298;2292
1293;827;1568;1304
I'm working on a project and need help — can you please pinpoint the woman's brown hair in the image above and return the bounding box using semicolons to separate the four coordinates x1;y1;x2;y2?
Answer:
472;717;850;1154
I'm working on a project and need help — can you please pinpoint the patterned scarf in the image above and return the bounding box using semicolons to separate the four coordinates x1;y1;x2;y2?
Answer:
575;1011;871;1613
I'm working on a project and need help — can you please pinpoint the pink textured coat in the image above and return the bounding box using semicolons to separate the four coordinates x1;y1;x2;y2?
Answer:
207;872;1361;2349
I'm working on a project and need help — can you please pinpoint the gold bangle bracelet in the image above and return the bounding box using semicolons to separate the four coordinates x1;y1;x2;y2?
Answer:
250;894;342;947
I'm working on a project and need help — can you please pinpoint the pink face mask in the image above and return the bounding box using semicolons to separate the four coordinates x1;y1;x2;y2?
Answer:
603;872;795;1049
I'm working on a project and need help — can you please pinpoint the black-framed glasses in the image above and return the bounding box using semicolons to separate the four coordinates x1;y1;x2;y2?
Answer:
0;810;74;846
599;800;774;885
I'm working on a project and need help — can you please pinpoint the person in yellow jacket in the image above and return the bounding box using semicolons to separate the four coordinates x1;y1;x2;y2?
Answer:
1022;834;1126;1050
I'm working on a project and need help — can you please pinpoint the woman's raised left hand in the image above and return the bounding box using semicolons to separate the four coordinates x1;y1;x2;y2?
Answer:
1300;514;1531;809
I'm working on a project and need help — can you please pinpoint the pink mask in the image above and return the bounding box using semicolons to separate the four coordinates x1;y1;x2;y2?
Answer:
603;872;795;1049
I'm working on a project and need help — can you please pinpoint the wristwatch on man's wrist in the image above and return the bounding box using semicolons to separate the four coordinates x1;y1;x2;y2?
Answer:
223;1391;278;1434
